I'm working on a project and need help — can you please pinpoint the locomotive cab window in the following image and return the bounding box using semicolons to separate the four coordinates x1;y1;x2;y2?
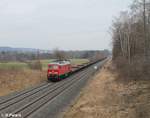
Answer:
49;65;59;70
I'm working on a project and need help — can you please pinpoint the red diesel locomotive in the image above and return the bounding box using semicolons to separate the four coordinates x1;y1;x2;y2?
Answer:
47;61;72;81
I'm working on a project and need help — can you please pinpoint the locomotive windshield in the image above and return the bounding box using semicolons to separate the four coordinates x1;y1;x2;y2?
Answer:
49;65;59;70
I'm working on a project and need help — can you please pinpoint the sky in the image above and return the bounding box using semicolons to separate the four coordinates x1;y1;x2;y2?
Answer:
0;0;132;50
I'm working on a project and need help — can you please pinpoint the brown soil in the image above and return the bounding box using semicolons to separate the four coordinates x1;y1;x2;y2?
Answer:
0;69;46;96
64;61;150;118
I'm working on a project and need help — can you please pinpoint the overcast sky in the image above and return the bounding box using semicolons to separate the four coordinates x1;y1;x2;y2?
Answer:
0;0;132;50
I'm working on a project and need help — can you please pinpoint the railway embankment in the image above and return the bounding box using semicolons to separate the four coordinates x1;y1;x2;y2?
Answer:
64;60;150;118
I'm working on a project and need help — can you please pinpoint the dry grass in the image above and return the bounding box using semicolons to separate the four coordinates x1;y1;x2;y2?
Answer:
0;69;46;96
64;60;150;118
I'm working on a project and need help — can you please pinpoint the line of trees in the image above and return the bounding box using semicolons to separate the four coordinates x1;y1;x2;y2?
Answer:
0;51;53;62
0;50;109;62
112;0;150;79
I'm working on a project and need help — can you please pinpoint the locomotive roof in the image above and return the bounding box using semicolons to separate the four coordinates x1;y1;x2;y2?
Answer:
48;61;70;65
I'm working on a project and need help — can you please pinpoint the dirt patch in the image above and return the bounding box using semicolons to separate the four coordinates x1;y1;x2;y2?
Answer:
64;61;150;118
0;69;46;96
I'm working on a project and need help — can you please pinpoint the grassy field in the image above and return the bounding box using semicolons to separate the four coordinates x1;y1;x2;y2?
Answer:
0;59;89;70
0;62;28;70
0;60;54;70
0;59;89;96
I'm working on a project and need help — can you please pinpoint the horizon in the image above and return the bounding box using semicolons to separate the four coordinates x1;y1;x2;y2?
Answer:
0;46;110;51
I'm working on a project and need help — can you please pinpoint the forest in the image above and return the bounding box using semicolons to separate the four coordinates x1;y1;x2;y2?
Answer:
112;0;150;80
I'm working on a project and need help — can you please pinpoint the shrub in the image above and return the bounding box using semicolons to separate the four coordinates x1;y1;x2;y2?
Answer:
27;61;42;70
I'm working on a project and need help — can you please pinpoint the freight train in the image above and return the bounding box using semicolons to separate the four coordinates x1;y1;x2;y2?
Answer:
47;58;106;81
47;60;72;81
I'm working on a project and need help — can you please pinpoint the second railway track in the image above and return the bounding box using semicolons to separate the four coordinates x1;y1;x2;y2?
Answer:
0;68;87;109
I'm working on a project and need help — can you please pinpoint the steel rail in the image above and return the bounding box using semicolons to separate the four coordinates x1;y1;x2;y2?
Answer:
11;67;94;118
0;68;89;112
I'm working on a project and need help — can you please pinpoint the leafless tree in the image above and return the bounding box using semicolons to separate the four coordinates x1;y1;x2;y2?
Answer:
53;48;67;61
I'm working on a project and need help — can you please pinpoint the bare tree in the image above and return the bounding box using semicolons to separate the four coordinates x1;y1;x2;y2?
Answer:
53;48;67;61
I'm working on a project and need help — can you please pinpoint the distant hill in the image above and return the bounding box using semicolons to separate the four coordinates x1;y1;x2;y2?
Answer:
0;47;51;53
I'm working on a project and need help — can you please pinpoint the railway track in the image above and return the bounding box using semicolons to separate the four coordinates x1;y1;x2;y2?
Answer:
0;59;106;118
